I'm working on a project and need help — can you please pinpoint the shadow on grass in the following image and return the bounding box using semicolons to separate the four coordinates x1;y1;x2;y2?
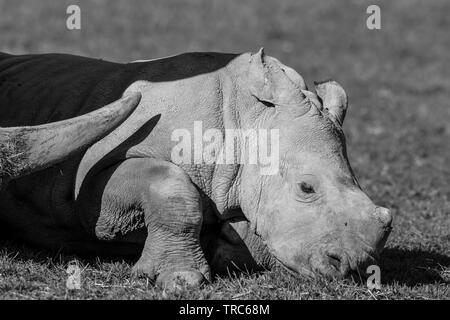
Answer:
1;240;449;289
379;246;450;286
0;240;140;267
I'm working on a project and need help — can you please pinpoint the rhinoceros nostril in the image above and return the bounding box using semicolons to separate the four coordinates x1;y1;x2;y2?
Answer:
327;253;342;271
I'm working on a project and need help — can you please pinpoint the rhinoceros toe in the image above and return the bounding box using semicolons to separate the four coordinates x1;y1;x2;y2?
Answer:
131;262;158;281
156;269;207;290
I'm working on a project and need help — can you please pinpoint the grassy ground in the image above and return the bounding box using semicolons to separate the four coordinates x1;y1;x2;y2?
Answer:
0;0;449;299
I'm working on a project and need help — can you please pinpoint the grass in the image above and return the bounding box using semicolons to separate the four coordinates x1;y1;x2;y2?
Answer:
0;139;27;187
0;0;449;299
0;242;448;299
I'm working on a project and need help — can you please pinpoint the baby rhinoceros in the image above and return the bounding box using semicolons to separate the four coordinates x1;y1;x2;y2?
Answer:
0;49;392;289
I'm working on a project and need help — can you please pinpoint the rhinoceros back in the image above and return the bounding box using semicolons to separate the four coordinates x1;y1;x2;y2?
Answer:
0;52;239;128
0;53;126;127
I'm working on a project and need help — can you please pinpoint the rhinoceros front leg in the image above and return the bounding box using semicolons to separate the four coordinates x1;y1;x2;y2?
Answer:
131;159;210;288
76;158;210;289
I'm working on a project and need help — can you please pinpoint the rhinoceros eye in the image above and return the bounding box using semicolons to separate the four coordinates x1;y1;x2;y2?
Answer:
293;179;320;202
291;175;319;202
299;182;315;194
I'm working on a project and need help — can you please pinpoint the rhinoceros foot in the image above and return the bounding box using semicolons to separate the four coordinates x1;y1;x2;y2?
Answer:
129;231;210;290
156;269;207;290
132;262;209;290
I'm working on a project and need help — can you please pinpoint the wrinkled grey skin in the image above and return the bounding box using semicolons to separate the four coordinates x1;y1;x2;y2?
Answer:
0;50;392;289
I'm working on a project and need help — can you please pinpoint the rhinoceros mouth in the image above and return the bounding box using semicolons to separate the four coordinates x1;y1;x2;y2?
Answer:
270;232;383;279
333;249;379;276
272;255;317;279
304;248;379;279
326;252;350;275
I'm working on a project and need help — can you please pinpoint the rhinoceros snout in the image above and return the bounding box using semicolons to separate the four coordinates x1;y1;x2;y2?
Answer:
374;206;393;229
290;212;392;280
359;206;393;255
305;248;379;279
314;251;352;279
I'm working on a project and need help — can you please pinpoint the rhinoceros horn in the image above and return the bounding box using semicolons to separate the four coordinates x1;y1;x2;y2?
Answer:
250;48;306;111
0;92;141;182
314;80;348;126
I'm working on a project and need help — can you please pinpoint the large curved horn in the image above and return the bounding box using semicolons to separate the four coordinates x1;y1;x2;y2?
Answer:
314;80;348;126
0;92;141;183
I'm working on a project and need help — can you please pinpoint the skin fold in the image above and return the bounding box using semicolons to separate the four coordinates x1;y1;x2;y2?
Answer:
0;50;392;289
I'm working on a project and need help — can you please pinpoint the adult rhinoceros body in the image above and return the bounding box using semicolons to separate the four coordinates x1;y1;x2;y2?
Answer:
0;50;392;288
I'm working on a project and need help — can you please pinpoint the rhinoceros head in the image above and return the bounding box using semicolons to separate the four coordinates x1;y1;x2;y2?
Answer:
235;49;392;278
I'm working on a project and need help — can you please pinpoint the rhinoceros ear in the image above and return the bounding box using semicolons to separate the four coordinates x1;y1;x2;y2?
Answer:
279;65;307;91
314;80;348;126
249;48;307;114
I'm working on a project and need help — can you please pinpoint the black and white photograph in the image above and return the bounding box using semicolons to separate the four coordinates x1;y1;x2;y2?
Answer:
0;0;448;306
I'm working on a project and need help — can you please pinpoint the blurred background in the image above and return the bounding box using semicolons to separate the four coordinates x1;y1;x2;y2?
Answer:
0;0;449;289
